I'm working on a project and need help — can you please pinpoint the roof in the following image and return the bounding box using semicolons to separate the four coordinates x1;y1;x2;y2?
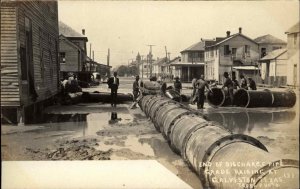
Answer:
206;33;257;48
285;22;300;34
170;62;205;67
254;34;286;44
59;35;83;51
152;57;168;65
181;41;205;53
260;49;287;61
59;21;87;39
232;66;259;70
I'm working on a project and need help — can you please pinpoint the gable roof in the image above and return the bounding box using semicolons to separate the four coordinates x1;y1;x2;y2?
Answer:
59;21;87;40
206;33;257;48
285;22;300;34
260;48;287;61
181;41;205;53
59;34;83;51
254;34;286;44
153;57;168;65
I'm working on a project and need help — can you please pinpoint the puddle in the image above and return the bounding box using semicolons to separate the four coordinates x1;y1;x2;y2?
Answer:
42;112;134;137
204;110;296;134
125;136;155;156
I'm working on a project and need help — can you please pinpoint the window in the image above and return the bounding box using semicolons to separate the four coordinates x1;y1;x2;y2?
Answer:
210;49;214;57
245;45;250;56
224;45;230;55
144;65;147;69
231;48;237;56
60;52;66;63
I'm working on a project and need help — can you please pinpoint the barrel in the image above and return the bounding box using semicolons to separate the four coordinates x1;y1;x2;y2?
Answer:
270;89;296;107
233;89;273;107
169;114;207;154
162;108;190;139
154;103;183;132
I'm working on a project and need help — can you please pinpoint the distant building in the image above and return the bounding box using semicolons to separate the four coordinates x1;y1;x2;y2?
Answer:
205;28;260;83
254;34;287;58
171;39;212;82
1;0;59;124
152;57;168;77
285;22;300;87
259;49;288;86
169;56;182;79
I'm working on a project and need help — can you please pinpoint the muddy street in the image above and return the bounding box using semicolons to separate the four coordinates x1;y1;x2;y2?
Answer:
1;77;299;189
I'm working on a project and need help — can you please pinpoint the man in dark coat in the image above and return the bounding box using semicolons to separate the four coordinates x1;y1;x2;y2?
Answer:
107;72;119;107
248;78;257;90
196;75;211;109
174;76;182;94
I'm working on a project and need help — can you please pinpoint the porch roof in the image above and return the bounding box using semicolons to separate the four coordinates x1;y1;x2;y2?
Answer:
170;62;205;67
233;66;259;70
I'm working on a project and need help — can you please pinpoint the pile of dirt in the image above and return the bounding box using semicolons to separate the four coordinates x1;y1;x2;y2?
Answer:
25;138;112;160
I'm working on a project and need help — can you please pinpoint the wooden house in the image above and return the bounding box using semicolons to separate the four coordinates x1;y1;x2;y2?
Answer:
205;28;260;83
254;34;287;59
1;0;59;124
285;22;299;88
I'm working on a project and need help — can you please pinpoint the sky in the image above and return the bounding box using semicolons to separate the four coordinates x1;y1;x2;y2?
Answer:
58;0;299;68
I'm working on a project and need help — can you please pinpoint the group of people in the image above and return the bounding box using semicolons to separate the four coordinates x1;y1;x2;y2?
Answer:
107;71;257;109
61;73;82;94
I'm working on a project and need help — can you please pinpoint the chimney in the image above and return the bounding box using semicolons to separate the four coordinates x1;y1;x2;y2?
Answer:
226;31;230;37
82;29;85;35
239;27;242;34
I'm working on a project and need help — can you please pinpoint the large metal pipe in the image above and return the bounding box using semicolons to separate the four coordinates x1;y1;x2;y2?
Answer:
139;95;299;189
207;88;296;108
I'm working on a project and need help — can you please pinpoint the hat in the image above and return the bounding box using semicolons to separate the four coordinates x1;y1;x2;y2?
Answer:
175;76;179;79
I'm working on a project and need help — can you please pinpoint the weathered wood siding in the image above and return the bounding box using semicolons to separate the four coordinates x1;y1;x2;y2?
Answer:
1;3;20;106
17;1;59;106
59;38;80;72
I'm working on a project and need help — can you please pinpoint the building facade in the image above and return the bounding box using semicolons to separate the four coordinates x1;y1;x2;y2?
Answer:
205;28;260;83
254;34;287;59
1;0;59;124
285;22;300;87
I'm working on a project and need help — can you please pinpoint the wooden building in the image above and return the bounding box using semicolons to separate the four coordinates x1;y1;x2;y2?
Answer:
59;21;88;78
1;0;59;124
254;34;287;59
259;49;288;86
205;28;260;83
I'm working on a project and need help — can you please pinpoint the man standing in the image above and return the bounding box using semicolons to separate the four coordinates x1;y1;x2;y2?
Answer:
190;77;198;104
240;74;248;90
222;72;234;105
248;78;257;90
196;75;211;109
174;76;182;94
132;75;140;101
108;72;119;107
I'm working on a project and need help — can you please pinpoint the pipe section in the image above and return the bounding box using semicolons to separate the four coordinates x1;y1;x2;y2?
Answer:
207;88;296;108
139;95;299;189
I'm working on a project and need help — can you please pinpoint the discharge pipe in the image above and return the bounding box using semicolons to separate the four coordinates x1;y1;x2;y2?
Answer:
138;95;299;189
206;88;296;108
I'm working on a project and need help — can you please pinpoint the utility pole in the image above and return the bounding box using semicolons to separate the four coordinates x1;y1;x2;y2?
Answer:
107;48;110;77
146;44;155;77
141;55;144;79
89;43;92;72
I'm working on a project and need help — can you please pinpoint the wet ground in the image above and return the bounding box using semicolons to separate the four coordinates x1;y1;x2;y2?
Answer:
1;77;299;189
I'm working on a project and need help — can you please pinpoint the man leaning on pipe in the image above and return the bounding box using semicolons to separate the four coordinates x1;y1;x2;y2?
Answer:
222;72;234;105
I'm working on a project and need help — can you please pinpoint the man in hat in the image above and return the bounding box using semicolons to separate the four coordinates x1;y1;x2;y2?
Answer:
248;78;257;90
132;75;140;101
222;72;234;105
196;74;211;109
174;76;182;94
107;72;119;107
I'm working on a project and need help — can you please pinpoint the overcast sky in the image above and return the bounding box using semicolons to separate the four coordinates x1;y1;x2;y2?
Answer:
58;0;299;68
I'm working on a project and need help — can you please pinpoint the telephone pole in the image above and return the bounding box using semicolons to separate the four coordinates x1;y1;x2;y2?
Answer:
146;44;155;77
107;48;110;77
